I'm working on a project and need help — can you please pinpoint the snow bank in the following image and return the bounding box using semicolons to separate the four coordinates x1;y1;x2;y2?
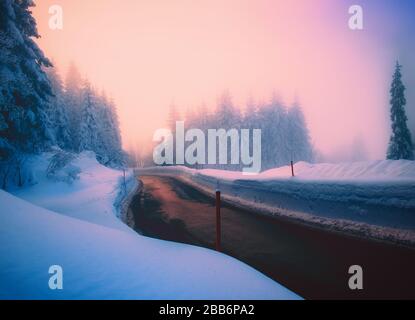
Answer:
1;152;300;299
198;160;415;182
11;151;133;230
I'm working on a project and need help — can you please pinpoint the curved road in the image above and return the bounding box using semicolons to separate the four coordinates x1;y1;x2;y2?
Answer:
128;175;415;299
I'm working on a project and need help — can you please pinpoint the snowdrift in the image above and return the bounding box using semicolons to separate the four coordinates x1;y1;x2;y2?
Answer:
261;160;415;182
174;160;415;183
0;152;300;299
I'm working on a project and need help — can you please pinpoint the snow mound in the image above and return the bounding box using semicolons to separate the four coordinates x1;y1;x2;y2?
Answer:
261;160;415;182
12;151;129;230
192;160;415;183
1;152;300;300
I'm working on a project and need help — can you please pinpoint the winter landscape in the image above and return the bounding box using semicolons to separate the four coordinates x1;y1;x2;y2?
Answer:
1;0;415;301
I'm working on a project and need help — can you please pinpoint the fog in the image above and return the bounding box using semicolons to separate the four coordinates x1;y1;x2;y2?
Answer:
33;0;415;162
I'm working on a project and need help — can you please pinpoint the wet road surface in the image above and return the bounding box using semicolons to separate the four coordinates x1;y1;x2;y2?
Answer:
128;175;415;299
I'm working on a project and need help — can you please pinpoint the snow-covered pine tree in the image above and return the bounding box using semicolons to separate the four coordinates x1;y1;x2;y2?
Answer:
98;95;124;166
193;102;209;131
287;102;313;164
44;66;71;150
259;94;289;169
241;96;259;170
213;91;242;170
215;90;241;130
64;63;83;150
186;103;210;169
0;0;53;159
244;95;258;127
386;62;414;160
79;80;99;153
92;93;110;162
107;99;123;152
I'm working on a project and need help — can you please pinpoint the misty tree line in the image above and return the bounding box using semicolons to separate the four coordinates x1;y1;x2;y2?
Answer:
165;91;314;171
162;61;415;172
0;0;124;189
46;64;124;165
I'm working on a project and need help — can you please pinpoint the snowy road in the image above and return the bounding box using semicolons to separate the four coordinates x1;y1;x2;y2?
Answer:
129;175;415;299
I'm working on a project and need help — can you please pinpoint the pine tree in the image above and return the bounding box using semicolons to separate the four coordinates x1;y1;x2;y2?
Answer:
194;102;209;130
215;90;241;129
103;97;124;166
109;101;125;165
44;66;71;149
266;95;289;168
244;95;257;125
0;0;53;158
86;91;124;167
64;63;83;150
386;62;414;160
79;81;99;152
213;91;242;169
287;102;313;164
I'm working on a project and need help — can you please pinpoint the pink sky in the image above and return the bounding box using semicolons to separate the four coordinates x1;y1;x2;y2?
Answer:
33;0;395;160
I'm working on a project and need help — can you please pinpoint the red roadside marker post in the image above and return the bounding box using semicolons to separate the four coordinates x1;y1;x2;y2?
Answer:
291;161;295;177
215;181;221;252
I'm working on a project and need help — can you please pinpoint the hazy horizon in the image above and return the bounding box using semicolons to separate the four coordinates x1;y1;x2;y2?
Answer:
33;0;415;162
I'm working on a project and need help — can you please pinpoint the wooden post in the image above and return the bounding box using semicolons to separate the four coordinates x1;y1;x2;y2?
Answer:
291;161;295;177
215;182;221;252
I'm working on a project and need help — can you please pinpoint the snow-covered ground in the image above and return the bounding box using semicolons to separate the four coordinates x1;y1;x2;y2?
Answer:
260;160;415;182
0;151;300;300
140;160;415;185
137;161;415;246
